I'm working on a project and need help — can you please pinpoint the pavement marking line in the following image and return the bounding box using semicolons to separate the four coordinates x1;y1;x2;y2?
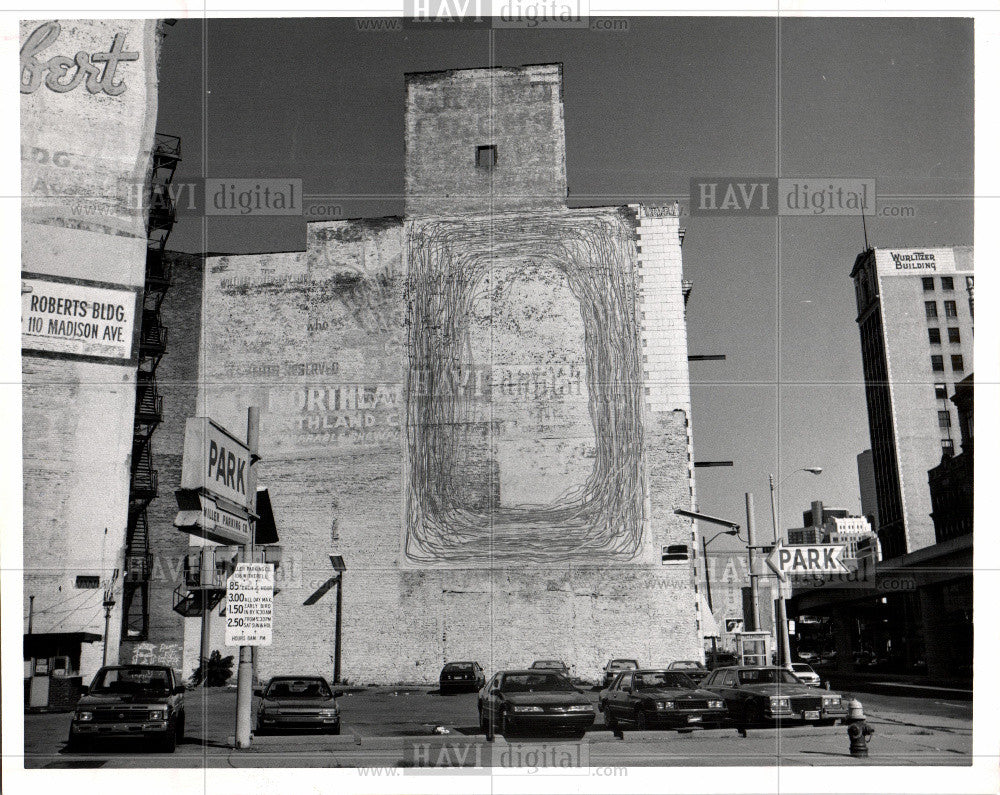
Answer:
867;682;972;694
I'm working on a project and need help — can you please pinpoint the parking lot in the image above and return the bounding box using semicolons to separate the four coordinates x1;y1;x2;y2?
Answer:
22;685;972;769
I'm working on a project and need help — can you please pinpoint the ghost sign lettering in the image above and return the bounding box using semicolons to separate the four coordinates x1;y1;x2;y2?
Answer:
20;21;140;96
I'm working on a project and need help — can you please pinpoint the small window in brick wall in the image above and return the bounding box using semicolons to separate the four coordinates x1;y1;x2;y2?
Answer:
475;145;497;169
75;575;100;589
661;544;690;564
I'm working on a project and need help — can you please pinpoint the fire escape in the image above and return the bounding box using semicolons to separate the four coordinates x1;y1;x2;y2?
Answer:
121;133;181;641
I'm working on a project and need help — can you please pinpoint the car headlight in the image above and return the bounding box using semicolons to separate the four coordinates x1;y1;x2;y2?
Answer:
769;697;791;710
319;709;338;717
823;696;842;708
76;711;93;722
511;705;543;713
709;700;725;710
656;701;676;710
566;704;593;712
148;710;165;720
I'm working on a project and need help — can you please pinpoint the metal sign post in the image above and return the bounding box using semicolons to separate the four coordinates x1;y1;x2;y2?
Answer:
234;407;260;749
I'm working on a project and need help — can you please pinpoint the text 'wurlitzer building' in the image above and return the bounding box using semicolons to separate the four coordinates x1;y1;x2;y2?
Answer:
163;64;705;683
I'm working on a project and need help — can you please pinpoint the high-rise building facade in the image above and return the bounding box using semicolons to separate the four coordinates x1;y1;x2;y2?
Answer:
856;448;879;534
850;247;974;559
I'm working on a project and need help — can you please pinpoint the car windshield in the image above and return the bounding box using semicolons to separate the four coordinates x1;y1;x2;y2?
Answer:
609;660;638;669
634;672;696;690
671;662;703;670
791;665;812;673
531;661;564;668
502;673;576;692
90;667;172;695
738;669;800;685
444;663;474;671
265;679;332;699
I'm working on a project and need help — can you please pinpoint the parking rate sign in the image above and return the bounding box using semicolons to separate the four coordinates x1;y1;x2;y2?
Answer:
225;563;274;646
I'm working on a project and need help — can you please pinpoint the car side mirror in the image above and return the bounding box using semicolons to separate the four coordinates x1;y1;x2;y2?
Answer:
253;687;263;697
333;690;345;698
80;686;88;695
174;685;186;694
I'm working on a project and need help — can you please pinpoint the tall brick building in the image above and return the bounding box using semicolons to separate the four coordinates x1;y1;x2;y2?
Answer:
155;64;703;683
21;19;168;700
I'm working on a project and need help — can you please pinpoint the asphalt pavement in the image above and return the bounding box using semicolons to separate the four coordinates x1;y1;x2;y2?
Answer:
20;685;972;769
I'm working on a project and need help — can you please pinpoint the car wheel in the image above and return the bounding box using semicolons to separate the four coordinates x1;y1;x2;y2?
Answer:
479;707;488;733
66;730;88;752
746;702;763;727
176;713;185;743
605;710;618;730
159;726;177;753
635;710;649;730
499;710;512;736
328;723;341;735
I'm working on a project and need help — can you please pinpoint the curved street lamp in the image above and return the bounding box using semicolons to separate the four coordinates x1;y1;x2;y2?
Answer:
769;467;824;668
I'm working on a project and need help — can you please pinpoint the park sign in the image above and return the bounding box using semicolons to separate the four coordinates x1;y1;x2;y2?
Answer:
765;538;849;582
175;417;252;545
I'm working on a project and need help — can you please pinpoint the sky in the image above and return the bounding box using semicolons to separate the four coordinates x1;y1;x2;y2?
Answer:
154;17;974;552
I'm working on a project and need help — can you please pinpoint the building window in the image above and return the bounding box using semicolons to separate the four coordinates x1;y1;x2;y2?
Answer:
475;145;497;169
942;438;955;457
927;328;941;345
925;301;938;319
948;327;961;344
75;575;100;589
922;277;935;291
931;355;945;372
934;383;948;400
944;300;958;318
938;410;952;429
951;354;964;371
941;276;954;290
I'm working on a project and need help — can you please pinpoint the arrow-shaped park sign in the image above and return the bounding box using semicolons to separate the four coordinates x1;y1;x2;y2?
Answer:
765;538;850;581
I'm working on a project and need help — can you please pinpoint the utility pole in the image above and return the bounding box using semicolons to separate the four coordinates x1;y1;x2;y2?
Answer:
199;546;213;678
770;474;793;668
235;407;260;749
334;574;343;684
102;587;116;666
745;493;760;633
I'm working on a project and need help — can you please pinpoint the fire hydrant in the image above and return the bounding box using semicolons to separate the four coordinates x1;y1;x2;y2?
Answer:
846;698;874;758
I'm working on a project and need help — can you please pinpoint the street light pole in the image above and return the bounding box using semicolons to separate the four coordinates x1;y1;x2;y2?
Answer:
701;527;740;659
769;467;823;668
745;493;760;632
235;407;260;749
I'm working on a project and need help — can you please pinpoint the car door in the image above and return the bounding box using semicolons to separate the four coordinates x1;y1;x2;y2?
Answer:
481;674;499;721
608;672;633;719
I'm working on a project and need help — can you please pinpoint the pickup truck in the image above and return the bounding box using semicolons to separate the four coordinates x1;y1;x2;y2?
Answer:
68;664;186;752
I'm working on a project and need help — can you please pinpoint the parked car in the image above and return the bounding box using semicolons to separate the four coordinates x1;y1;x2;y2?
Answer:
667;660;709;683
701;666;848;726
601;658;639;687
254;676;341;734
530;659;570;677
67;665;185;752
704;650;739;670
789;662;822;687
598;669;726;730
439;661;485;694
478;670;595;736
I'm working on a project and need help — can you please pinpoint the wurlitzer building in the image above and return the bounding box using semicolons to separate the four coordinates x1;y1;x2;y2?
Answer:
20;19;173;705
156;63;707;683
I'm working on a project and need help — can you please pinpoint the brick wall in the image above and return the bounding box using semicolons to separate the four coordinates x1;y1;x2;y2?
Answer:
169;208;701;684
404;64;567;217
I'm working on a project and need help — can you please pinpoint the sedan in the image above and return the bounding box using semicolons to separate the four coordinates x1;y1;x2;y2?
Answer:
667;660;709;683
254;676;342;734
530;659;570;678
701;666;848;726
479;670;595;736
600;669;727;730
439;661;485;694
789;663;822;687
601;658;639;687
